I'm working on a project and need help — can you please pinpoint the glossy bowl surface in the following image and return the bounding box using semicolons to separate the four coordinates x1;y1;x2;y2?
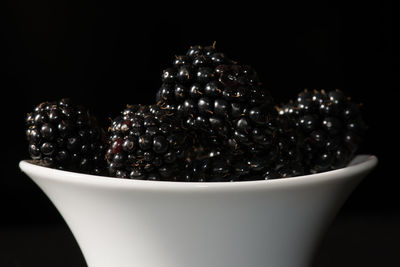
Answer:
19;155;377;267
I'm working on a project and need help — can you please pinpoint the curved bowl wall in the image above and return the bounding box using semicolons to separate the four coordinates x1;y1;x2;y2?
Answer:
19;155;378;267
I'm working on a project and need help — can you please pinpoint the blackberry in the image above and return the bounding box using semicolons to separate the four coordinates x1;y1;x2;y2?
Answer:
106;104;196;180
178;151;246;182
278;89;367;174
25;98;106;174
178;151;254;182
156;44;276;155
179;140;304;182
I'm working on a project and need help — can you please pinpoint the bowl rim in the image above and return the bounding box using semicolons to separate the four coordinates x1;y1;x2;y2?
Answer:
19;155;378;191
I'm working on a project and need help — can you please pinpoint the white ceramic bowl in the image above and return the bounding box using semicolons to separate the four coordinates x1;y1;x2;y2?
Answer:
19;155;377;267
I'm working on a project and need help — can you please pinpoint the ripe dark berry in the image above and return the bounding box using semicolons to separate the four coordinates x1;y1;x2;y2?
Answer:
25;99;106;174
156;44;277;160
278;89;367;174
106;104;197;181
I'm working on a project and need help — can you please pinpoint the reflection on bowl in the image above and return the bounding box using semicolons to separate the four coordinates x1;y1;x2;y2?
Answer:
19;155;377;267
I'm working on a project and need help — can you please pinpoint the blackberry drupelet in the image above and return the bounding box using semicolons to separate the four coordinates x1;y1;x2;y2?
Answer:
278;89;367;174
25;98;106;174
156;44;276;156
106;104;196;180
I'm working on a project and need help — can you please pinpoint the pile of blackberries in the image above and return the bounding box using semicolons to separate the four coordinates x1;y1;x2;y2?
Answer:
25;44;367;181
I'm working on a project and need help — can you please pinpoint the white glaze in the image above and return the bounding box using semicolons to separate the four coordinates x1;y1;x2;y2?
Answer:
19;155;377;267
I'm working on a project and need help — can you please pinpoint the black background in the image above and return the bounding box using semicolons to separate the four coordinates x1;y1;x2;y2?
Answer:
0;1;396;266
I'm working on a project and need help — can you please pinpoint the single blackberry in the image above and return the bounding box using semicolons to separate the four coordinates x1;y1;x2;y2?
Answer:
178;151;254;182
179;134;305;182
278;89;367;174
106;104;197;180
25;98;106;174
178;151;244;182
156;44;276;155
